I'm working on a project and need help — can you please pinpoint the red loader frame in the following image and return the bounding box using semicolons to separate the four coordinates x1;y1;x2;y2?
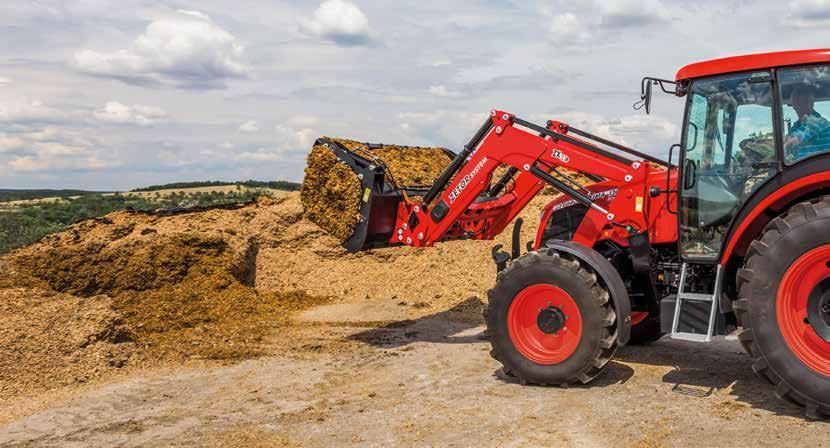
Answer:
391;110;677;253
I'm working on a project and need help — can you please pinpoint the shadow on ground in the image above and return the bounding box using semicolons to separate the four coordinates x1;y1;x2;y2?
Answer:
615;337;822;420
348;297;825;420
347;296;486;348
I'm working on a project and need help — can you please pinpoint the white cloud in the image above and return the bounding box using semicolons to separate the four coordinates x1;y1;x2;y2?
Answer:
301;0;372;46
597;0;670;28
0;132;25;152
237;150;282;162
236;123;316;163
93;101;167;127
275;124;316;152
286;115;320;128
239;120;261;133
428;85;463;98
72;10;249;88
0;99;65;122
786;0;830;26
156;149;192;167
543;0;669;43
549;13;592;43
399;110;489;145
1;126;117;173
8;155;112;172
177;9;212;21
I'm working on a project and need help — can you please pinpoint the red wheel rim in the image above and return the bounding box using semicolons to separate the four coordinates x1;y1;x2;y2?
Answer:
777;245;830;376
507;284;583;365
630;311;649;326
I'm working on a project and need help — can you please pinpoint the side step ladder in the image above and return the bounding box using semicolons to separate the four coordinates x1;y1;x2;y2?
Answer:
671;263;723;342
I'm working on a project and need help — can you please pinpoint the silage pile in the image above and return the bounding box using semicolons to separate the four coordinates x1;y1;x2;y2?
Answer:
301;138;453;243
0;197;327;397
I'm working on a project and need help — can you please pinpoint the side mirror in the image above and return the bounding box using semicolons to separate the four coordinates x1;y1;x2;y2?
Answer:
634;79;654;114
634;77;681;114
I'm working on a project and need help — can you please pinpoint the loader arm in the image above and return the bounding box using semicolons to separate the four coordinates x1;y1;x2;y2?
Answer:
393;110;665;250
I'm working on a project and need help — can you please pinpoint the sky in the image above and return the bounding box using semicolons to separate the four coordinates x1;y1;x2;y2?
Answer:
0;0;828;190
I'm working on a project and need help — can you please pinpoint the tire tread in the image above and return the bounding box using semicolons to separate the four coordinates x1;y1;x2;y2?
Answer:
738;196;830;419
486;249;618;387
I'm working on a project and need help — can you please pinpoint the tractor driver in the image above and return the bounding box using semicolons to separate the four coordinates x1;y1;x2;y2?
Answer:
784;84;830;161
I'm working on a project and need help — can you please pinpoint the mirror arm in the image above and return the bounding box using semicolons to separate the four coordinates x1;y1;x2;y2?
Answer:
634;77;685;114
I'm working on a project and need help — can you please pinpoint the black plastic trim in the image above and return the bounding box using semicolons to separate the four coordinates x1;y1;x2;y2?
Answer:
430;199;450;222
530;166;596;210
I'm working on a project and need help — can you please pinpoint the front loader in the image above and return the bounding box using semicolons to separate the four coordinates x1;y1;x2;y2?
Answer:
308;49;830;418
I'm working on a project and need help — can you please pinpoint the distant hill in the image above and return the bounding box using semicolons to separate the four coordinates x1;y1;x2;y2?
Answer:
131;180;301;192
0;189;109;203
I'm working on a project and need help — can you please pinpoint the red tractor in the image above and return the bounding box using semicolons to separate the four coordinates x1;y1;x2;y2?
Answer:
320;49;830;418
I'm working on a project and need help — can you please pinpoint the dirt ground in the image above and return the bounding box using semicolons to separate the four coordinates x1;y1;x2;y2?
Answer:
0;193;828;447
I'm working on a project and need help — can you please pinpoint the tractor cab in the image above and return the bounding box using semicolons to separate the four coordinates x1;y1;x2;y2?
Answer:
637;50;830;349
644;50;830;263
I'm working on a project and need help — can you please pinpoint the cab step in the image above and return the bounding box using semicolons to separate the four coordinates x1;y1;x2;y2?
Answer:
670;263;723;342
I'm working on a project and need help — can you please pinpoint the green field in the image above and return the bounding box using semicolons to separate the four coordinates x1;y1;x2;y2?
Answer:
131;180;300;192
0;189;109;202
0;183;295;255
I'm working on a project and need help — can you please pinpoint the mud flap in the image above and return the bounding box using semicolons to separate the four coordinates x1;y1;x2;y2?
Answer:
628;232;661;315
544;239;632;345
491;218;525;273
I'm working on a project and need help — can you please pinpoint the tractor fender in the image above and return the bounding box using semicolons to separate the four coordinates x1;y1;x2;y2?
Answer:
543;239;631;346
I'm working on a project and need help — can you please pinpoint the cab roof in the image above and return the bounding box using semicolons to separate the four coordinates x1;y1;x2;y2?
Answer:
676;48;830;81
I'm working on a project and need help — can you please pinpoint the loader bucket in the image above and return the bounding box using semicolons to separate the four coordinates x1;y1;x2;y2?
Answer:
311;138;448;253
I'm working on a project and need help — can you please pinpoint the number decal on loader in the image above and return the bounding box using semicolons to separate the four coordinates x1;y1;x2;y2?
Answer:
551;149;571;163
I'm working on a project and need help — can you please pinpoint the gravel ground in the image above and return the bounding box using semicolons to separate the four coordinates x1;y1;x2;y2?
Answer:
0;292;827;447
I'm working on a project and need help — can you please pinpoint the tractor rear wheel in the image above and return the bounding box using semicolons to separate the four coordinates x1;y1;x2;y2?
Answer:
736;197;830;419
485;249;618;386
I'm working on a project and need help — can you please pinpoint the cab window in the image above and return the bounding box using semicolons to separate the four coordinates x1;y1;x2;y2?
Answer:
779;64;830;164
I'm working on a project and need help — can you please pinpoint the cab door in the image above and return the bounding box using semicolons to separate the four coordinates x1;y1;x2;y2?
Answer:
679;71;779;262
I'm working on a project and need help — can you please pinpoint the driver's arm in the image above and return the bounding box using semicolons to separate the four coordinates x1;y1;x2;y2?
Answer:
785;117;812;156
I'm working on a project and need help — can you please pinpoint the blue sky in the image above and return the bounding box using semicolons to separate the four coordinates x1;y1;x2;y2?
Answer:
1;0;828;190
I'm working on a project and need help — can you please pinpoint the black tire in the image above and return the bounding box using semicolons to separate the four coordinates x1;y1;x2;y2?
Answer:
485;248;618;386
736;197;830;419
629;315;664;345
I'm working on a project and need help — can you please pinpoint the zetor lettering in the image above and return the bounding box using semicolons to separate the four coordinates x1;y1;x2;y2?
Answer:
448;157;488;204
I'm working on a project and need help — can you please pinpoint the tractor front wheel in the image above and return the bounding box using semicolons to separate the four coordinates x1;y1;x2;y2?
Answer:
736;197;830;419
485;249;618;386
